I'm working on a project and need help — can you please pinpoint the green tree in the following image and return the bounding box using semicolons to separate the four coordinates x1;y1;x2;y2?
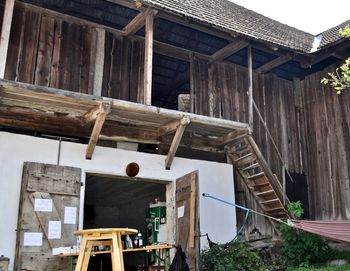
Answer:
321;26;350;94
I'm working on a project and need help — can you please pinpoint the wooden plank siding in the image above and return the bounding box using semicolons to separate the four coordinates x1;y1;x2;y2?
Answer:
301;65;350;220
190;59;302;175
191;59;304;237
4;4;144;101
101;32;144;102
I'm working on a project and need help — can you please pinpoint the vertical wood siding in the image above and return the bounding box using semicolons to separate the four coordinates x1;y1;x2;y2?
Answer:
4;5;144;101
5;7;94;93
301;66;350;220
101;32;144;102
191;59;304;237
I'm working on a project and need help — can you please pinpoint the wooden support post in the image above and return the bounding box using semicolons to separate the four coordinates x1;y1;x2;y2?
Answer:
0;0;15;78
85;102;111;159
165;117;190;169
247;45;253;132
282;165;286;206
123;8;157;36
92;28;105;96
189;55;195;113
143;13;154;105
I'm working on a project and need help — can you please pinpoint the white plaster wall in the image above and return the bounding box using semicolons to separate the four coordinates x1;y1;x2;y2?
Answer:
0;132;237;271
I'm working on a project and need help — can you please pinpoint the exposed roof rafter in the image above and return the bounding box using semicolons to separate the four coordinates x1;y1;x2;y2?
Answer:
210;38;248;63
256;53;294;74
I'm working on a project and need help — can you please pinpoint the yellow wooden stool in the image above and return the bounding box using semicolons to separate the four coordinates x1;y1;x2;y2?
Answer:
74;228;137;271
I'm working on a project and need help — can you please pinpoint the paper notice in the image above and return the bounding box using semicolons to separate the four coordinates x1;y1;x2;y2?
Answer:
23;232;43;246
64;207;77;224
48;221;61;239
177;206;185;218
34;198;52;212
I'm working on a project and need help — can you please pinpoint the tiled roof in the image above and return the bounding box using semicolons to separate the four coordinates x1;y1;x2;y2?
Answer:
141;0;315;52
318;20;350;49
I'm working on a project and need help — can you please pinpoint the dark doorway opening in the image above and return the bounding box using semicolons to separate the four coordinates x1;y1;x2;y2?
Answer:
286;172;310;219
84;174;167;271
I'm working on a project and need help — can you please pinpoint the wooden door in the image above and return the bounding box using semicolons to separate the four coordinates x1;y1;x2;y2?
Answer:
14;162;81;271
175;171;200;271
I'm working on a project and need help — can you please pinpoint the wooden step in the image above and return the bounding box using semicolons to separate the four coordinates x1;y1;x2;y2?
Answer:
232;144;250;154
262;198;279;205
256;190;274;196
254;182;270;188
265;207;285;213
234;153;254;163
248;172;265;180
242;163;260;171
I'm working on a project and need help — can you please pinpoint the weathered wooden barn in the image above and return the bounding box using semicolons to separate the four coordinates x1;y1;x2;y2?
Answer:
0;0;349;270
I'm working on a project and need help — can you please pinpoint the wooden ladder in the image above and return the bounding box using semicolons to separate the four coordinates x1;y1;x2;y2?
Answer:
227;134;291;233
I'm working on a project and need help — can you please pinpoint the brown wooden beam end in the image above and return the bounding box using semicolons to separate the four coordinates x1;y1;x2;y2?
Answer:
85;102;111;159
165;117;190;169
210;38;248;63
123;8;157;36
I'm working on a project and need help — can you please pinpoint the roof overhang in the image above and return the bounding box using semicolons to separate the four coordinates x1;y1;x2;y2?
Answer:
0;79;249;164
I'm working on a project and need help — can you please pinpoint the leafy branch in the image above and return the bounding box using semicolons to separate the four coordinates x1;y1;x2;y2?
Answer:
321;26;350;94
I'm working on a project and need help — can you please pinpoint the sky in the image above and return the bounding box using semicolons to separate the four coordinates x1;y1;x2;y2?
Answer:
230;0;350;35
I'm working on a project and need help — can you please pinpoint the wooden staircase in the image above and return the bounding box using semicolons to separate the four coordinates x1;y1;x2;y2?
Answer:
227;134;292;233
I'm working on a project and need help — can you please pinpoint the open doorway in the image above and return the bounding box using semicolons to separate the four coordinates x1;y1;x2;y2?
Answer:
84;173;171;270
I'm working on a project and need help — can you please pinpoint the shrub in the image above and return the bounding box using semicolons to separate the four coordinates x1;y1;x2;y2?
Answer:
201;241;266;271
281;201;331;268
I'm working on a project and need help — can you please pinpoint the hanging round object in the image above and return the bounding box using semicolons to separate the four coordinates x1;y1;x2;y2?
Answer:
126;162;140;177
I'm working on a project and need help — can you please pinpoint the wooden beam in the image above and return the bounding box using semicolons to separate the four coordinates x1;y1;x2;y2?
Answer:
165;117;190;169
0;0;15;78
123;8;157;35
210;39;248;63
247;45;253;131
143;13;154;105
85;102;111;159
16;1;125;36
256;53;294;73
301;43;350;68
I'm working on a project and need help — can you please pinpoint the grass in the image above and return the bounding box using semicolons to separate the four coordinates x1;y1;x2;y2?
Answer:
291;264;350;271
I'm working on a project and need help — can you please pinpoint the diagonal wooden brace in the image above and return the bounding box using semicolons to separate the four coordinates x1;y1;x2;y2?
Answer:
85;102;111;159
165;116;190;169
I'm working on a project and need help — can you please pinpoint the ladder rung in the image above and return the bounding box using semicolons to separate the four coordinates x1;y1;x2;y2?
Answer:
256;190;274;196
254;182;270;188
233;145;250;154
242;163;260;171
262;198;279;205
248;172;265;180
234;153;254;163
265;207;285;213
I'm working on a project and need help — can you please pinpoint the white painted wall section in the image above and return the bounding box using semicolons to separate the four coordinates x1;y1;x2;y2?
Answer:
0;132;237;271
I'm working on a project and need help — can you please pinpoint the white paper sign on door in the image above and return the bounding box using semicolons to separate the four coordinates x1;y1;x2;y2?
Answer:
64;206;77;224
23;232;43;246
34;198;52;212
177;206;185;218
48;221;61;239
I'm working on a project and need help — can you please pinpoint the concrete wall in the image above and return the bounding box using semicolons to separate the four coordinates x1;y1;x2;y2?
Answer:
0;132;236;271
